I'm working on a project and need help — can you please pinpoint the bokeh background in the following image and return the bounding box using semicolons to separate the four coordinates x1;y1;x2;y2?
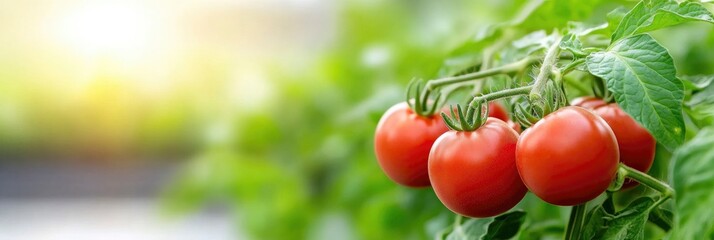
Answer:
1;0;713;239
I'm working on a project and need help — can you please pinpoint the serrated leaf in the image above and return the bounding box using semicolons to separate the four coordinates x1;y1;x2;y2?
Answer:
586;34;684;151
445;211;526;240
596;197;655;240
612;0;714;41
670;127;714;239
583;197;656;240
582;205;611;240
560;33;586;57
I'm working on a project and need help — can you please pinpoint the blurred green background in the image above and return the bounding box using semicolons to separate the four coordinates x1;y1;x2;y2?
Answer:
1;0;713;239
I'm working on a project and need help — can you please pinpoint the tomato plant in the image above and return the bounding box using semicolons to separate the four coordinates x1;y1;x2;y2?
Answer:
429;118;526;218
370;0;714;239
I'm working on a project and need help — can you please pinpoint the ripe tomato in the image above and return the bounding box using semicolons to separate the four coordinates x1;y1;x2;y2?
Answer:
593;103;656;189
488;102;509;121
571;96;607;109
374;102;449;187
429;118;526;217
516;106;618;206
573;97;657;189
507;120;521;133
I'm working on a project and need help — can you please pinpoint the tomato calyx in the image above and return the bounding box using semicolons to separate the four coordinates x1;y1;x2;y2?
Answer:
406;79;444;117
513;81;567;127
441;100;490;131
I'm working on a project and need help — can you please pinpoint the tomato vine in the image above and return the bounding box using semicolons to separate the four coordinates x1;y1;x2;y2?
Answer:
373;0;714;239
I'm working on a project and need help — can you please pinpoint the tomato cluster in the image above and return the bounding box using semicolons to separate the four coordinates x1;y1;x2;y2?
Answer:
374;97;654;217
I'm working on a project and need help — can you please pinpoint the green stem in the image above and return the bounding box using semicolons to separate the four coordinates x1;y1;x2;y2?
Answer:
530;35;563;101
564;204;586;240
468;85;532;107
620;164;674;198
620;163;674;209
561;58;586;76
427;56;537;90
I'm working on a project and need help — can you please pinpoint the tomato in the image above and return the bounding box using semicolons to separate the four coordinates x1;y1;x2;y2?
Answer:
571;96;607;109
507;120;521;133
429;118;526;217
516;106;619;206
593;103;656;189
374;102;449;187
488;102;509;121
573;98;657;189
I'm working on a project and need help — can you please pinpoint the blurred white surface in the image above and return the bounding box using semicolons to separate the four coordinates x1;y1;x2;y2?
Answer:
0;199;240;240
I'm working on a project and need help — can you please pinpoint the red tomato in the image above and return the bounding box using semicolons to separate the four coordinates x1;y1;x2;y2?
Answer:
594;103;656;189
571;96;607;109
573;97;657;189
507;120;521;133
429;118;526;217
516;106;619;206
374;102;449;187
488;102;509;121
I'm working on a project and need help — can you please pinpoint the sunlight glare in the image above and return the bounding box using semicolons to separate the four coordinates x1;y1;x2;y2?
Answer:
55;2;154;57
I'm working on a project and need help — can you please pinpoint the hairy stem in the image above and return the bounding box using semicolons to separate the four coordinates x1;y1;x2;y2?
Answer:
469;85;532;107
530;35;563;101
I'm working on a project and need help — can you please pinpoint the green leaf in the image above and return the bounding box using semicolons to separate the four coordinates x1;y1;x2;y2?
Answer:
586;34;685;151
483;211;527;240
670;127;714;239
512;30;558;55
444;211;526;240
582;205;611;240
583;197;656;240
607;6;630;34
560;33;586;57
598;197;655;240
681;74;714;90
437;24;502;77
688;82;714;106
612;0;714;41
566;21;609;37
648;207;673;232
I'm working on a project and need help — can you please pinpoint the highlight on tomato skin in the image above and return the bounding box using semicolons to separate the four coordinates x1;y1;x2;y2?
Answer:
572;97;657;190
571;96;608;109
516;106;619;206
507;120;522;133
428;118;526;218
374;102;449;187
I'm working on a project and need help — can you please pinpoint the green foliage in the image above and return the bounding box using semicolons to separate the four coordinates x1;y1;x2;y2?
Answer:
611;0;714;41
583;197;655;240
586;34;684;151
162;0;714;239
439;211;526;240
670;127;714;239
